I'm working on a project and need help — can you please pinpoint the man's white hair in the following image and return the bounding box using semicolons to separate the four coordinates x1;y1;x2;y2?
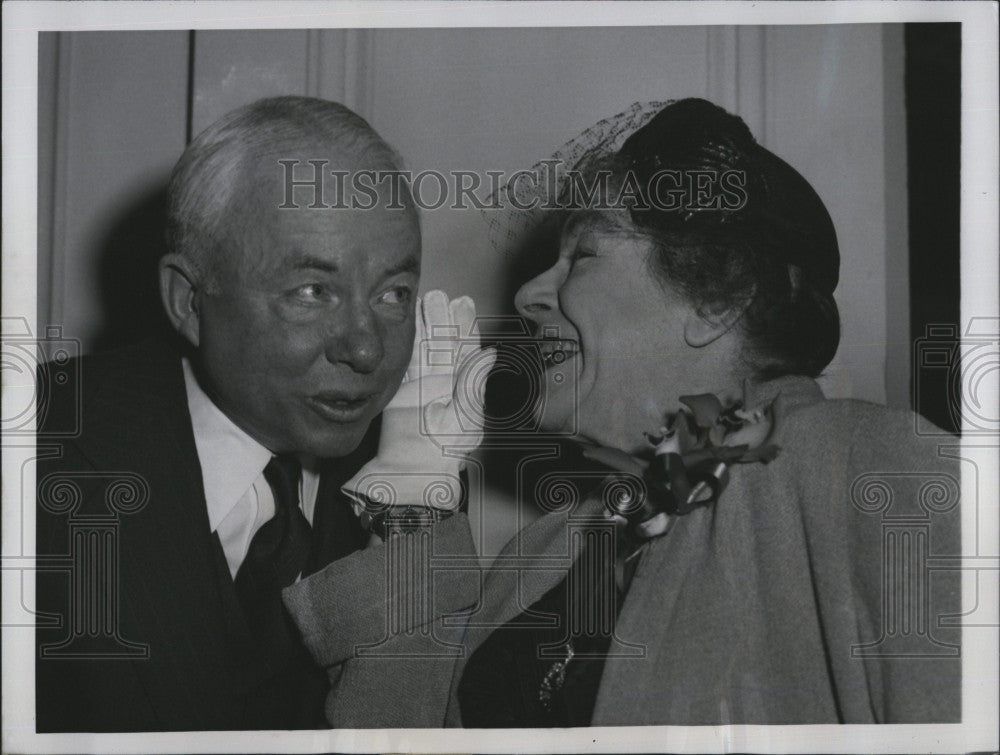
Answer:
166;95;406;287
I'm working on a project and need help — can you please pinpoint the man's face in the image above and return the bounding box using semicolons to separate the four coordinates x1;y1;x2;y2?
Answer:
193;149;420;457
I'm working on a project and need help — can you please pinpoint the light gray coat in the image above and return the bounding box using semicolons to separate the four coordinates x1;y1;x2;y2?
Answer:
284;376;961;726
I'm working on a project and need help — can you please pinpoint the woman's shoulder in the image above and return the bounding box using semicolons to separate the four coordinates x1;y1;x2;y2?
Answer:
773;383;956;467
771;392;960;523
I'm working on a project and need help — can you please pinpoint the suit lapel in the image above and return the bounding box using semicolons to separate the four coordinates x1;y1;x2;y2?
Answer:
70;341;393;728
461;494;607;654
77;343;256;728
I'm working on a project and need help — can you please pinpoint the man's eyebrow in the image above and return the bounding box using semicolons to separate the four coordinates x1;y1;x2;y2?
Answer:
285;253;420;277
381;256;420;278
287;253;339;274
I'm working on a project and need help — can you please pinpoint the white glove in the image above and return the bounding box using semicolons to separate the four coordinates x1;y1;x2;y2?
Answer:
342;290;497;517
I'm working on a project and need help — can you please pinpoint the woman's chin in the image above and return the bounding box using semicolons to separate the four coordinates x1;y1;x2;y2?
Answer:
533;405;575;436
563;427;622;453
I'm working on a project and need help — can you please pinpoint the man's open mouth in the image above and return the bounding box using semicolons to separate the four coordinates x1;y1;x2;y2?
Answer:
306;392;376;422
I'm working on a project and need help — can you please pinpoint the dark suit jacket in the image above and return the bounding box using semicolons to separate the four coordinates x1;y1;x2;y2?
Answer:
35;339;373;732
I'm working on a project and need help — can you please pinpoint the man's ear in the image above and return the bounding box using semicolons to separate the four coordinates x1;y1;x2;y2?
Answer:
159;253;202;348
683;305;743;348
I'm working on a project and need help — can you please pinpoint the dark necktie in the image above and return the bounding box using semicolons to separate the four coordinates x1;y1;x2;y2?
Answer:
234;455;313;639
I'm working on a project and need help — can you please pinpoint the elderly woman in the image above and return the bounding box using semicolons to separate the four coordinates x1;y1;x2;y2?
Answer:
284;98;961;727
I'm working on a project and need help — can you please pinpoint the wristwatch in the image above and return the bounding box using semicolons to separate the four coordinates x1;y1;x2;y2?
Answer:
355;468;469;539
360;505;455;540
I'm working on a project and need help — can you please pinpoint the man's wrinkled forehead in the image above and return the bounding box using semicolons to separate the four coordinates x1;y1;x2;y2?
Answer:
241;137;408;210
215;138;419;276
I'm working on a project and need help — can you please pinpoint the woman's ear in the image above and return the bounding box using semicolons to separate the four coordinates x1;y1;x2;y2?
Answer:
683;306;743;348
159;254;202;348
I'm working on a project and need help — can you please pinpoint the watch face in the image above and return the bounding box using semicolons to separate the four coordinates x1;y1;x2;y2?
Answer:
370;506;452;540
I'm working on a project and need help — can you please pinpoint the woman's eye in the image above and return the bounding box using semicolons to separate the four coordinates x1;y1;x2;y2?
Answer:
377;285;413;307
572;247;597;263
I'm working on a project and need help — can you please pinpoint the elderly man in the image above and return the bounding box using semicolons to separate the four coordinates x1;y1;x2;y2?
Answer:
35;96;481;731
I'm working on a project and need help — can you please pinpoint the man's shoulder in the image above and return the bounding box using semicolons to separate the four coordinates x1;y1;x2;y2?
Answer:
81;337;183;391
44;337;182;409
38;337;191;457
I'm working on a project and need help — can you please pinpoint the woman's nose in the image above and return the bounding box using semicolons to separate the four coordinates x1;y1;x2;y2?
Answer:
514;265;561;320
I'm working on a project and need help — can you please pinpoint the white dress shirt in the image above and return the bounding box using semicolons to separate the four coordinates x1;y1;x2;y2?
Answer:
182;359;320;579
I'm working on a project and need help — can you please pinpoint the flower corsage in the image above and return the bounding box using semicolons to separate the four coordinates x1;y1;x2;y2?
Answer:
594;389;782;543
585;390;781;592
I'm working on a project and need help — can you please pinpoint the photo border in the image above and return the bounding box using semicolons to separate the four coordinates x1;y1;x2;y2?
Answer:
3;2;997;753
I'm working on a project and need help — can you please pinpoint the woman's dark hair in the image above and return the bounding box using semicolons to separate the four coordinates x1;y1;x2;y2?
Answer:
613;98;841;378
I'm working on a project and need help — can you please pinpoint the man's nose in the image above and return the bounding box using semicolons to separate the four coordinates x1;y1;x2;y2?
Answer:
324;301;384;374
514;265;561;321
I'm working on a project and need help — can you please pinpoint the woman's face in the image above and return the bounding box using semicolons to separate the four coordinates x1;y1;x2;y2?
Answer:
514;217;704;453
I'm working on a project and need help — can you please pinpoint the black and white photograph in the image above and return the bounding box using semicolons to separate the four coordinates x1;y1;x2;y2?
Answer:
2;2;998;753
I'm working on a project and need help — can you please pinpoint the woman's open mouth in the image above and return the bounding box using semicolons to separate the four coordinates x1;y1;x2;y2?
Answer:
537;339;579;370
